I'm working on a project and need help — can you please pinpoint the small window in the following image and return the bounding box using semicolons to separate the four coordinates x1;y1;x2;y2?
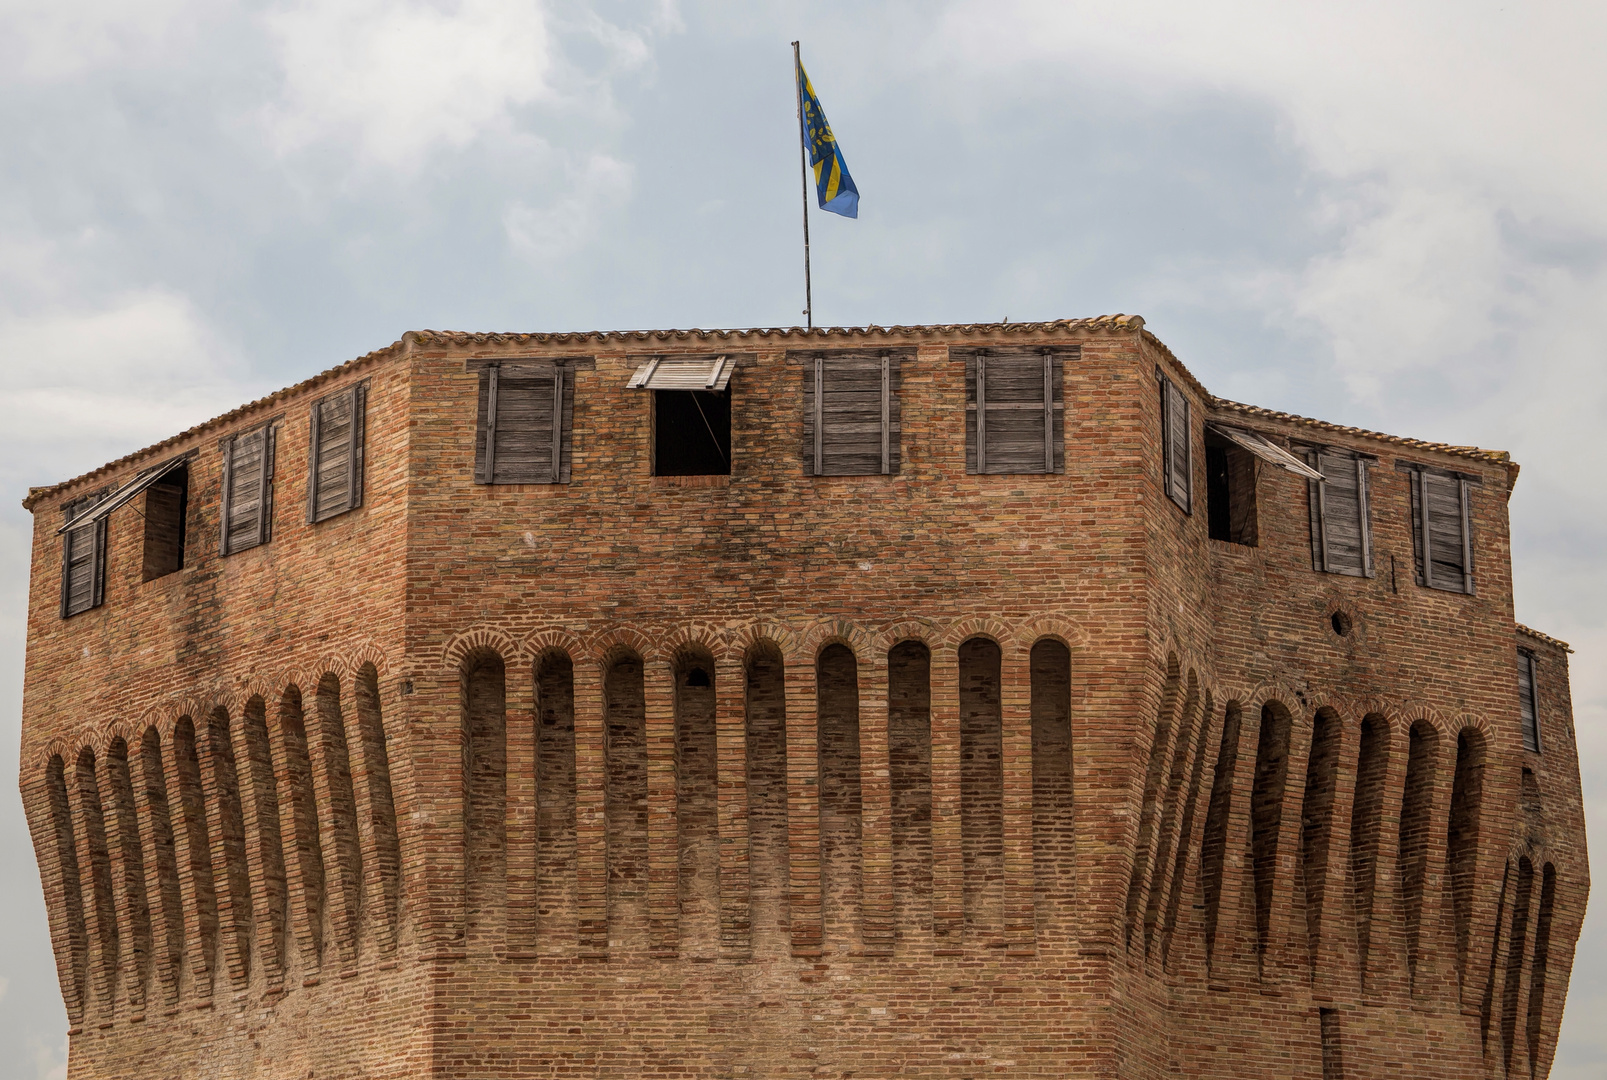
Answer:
1205;429;1257;545
1305;447;1374;577
141;463;188;581
966;348;1066;475
803;351;903;476
1157;369;1190;512
1401;463;1475;594
474;363;573;484
308;383;367;521
653;390;731;475
60;493;108;618
1518;650;1541;753
221;423;278;555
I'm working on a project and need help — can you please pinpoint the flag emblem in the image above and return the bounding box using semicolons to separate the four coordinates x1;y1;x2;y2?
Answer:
795;59;859;219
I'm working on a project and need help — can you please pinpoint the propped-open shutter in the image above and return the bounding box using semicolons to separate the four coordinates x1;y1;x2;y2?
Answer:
474;363;567;484
60;495;107;618
966;348;1065;475
804;352;901;475
221;424;276;555
1158;372;1190;511
1518;650;1541;752
308;384;366;523
1307;449;1372;577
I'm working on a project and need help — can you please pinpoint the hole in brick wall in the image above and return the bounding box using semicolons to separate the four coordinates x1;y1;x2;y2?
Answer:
1330;611;1352;637
653;390;730;476
142;463;188;581
685;667;711;688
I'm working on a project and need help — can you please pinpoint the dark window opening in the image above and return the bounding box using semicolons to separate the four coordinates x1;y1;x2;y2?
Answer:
1330;611;1352;637
1205;431;1257;545
654;390;730;476
142;464;189;581
685;667;712;688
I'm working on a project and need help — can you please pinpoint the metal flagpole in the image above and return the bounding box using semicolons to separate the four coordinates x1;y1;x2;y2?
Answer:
791;40;813;330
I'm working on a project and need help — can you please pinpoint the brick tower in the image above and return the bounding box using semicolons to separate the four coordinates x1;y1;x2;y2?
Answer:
19;317;1586;1078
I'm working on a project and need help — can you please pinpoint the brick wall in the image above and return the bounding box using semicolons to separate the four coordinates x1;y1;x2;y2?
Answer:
18;317;1584;1078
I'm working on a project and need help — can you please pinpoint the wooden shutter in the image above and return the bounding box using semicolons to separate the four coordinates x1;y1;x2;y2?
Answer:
1158;371;1190;511
1410;469;1474;594
1306;448;1373;577
474;363;570;484
803;351;902;476
965;348;1065;475
221;424;276;555
307;383;366;523
1518;650;1541;753
59;495;107;618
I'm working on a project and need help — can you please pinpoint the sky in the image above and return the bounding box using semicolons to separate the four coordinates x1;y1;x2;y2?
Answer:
1;1;1603;1076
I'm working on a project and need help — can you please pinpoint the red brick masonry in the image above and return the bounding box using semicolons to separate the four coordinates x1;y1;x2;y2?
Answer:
18;317;1586;1078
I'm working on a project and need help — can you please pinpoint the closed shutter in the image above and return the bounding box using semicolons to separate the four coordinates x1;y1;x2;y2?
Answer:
1404;464;1475;594
1158;371;1191;512
1517;650;1541;753
60;495;107;618
803;351;901;475
1306;448;1373;577
965;348;1066;475
474;363;570;484
307;384;366;523
221;424;277;555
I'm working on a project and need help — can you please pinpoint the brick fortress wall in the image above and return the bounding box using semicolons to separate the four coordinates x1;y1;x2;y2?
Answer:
17;317;1586;1078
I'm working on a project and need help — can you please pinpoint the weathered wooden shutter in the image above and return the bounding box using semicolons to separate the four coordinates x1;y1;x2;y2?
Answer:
59;495;107;618
965;348;1065;475
1518;650;1541;753
802;351;901;475
1158;371;1191;511
307;383;366;523
1408;467;1474;594
221;424;276;555
1305;448;1373;577
474;363;570;484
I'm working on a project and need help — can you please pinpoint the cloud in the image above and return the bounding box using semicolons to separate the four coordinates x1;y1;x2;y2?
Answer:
0;0;204;84
503;152;633;261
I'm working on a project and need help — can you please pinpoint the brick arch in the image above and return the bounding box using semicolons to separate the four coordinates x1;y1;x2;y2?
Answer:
1009;614;1089;654
585;626;660;667
656;623;731;668
520;627;588;667
873;618;940;655
799;618;876;661
938;615;1015;651
342;639;393;679
443;625;521;672
731;620;800;665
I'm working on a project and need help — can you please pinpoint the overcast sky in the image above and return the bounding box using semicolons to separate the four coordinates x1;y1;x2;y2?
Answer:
2;2;1603;1076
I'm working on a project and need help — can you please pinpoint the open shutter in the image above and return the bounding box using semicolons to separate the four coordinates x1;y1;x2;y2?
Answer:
1306;448;1373;577
1518;650;1541;753
966;348;1065;475
1405;465;1475;594
1158;371;1191;511
59;495;107;618
803;351;901;476
474;363;568;484
308;384;366;523
221;424;276;555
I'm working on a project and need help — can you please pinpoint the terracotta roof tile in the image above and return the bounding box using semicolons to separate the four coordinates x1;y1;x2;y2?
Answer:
1517;623;1574;653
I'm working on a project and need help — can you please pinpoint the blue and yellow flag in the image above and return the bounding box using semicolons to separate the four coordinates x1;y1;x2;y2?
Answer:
796;58;859;219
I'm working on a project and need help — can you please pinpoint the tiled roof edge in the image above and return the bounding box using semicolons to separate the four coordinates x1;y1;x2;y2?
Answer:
1517;623;1574;654
21;335;412;511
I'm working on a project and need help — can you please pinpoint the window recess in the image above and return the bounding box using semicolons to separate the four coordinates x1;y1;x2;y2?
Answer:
802;350;905;476
307;382;367;522
221;422;280;555
474;361;575;484
1157;369;1191;512
1518;649;1541;753
59;491;109;618
964;347;1069;475
1303;446;1375;577
1204;424;1323;546
627;355;734;477
1398;462;1477;594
